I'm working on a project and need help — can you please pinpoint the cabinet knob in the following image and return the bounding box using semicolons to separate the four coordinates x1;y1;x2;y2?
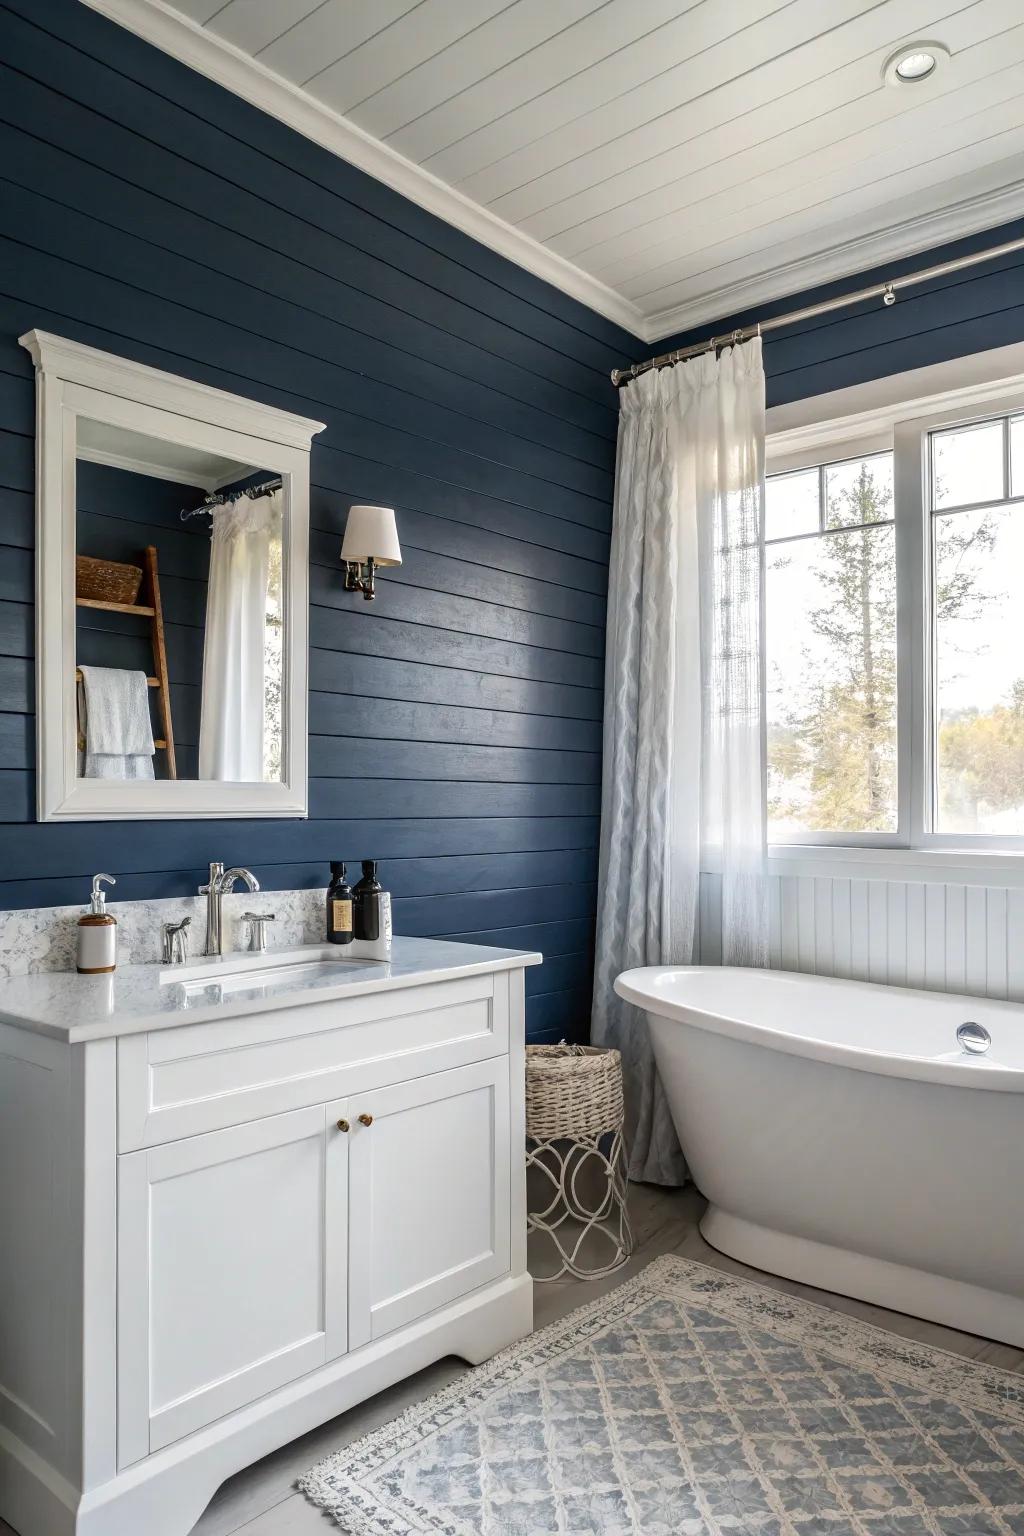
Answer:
358;1113;374;1127
336;1119;350;1133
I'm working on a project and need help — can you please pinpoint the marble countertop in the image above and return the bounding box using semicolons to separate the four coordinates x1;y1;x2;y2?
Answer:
0;936;542;1043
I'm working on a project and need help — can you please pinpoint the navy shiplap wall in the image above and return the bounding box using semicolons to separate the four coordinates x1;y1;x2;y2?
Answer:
647;217;1024;406
0;0;635;1041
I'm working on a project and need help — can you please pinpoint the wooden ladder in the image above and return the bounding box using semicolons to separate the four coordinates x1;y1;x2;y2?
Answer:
76;545;177;778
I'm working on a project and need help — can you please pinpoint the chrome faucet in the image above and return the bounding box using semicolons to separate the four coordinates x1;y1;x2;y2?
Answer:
199;861;260;957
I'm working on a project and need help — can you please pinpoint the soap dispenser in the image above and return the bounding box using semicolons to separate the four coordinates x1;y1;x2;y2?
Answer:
353;860;383;941
353;860;392;959
77;873;117;974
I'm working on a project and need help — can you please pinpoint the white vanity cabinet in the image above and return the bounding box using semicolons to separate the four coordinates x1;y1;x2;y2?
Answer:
116;1104;351;1465
0;940;537;1536
345;1057;511;1350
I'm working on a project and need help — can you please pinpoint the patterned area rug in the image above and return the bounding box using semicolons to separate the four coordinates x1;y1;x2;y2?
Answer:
299;1255;1024;1535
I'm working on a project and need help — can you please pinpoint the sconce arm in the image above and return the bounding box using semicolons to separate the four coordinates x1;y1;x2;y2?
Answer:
343;556;377;600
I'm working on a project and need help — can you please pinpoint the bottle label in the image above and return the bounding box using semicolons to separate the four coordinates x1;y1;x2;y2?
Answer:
332;899;352;929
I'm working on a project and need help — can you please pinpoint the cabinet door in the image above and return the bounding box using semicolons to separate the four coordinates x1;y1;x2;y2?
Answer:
117;1103;348;1466
348;1057;511;1350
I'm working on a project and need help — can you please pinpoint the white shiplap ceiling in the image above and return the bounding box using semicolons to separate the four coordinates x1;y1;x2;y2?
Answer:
87;0;1024;341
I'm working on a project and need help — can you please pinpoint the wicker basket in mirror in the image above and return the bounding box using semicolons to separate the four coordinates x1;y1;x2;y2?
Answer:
76;555;144;606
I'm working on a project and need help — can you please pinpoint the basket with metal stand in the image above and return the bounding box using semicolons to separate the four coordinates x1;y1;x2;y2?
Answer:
525;1043;634;1281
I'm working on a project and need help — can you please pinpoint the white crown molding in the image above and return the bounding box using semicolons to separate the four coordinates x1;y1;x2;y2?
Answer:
74;0;1024;352
643;181;1024;343
79;0;648;340
76;443;226;489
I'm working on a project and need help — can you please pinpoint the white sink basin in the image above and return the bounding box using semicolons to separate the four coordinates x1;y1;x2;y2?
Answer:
181;960;358;997
160;945;370;989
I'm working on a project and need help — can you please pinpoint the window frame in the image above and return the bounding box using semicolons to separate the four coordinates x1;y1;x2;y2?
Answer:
766;385;1024;859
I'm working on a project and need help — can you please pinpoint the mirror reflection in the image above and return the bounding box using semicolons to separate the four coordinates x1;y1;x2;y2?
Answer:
74;418;285;784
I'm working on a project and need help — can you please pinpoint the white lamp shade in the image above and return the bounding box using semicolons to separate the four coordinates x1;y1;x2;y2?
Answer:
341;504;402;567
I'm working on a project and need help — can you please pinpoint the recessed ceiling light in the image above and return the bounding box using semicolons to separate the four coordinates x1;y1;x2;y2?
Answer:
883;41;949;86
896;51;936;79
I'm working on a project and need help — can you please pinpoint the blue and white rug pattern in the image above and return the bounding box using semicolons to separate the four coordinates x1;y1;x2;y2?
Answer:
299;1255;1024;1535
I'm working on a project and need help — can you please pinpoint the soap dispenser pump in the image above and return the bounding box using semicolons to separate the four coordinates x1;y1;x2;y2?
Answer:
77;873;117;974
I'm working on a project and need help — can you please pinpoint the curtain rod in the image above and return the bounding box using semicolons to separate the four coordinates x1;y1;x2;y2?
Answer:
180;477;282;521
610;234;1024;387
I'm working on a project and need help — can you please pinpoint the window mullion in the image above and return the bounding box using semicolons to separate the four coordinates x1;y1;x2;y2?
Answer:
894;421;926;849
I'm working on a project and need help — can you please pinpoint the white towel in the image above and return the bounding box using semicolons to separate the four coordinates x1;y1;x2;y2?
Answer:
78;666;156;780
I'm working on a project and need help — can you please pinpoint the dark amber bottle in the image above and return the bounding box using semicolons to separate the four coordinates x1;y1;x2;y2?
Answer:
326;861;354;945
353;860;383;941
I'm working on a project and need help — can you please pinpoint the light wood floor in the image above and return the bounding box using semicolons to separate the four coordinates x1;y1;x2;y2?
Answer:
4;1184;1022;1536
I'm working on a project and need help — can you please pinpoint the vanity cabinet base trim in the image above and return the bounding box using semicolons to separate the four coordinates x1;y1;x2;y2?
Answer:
0;1272;532;1536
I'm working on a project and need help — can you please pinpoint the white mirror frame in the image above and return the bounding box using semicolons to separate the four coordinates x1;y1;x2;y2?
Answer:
20;330;325;821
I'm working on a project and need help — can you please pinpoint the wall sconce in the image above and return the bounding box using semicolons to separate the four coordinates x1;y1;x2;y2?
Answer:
340;504;402;601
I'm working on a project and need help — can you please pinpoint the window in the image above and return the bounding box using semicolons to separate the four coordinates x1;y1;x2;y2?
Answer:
766;403;1024;851
766;454;897;840
930;415;1024;837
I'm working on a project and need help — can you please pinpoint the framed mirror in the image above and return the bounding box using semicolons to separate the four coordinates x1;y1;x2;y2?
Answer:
20;331;325;821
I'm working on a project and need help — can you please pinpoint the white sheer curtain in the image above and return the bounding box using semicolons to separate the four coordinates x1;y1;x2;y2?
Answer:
198;489;281;782
591;338;769;1184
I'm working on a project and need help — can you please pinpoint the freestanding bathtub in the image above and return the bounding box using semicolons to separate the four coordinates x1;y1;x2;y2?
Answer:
614;965;1024;1345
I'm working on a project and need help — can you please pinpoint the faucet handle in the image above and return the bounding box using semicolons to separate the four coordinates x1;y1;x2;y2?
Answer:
162;916;191;965
241;912;275;953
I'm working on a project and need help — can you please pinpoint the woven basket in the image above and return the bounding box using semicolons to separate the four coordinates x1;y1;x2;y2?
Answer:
76;555;143;606
525;1044;625;1143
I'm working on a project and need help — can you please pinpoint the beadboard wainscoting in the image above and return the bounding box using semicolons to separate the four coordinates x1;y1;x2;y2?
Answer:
0;0;640;1042
699;870;1024;1002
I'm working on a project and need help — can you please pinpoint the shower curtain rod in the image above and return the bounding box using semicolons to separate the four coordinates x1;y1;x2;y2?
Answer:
610;233;1024;387
180;476;282;521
